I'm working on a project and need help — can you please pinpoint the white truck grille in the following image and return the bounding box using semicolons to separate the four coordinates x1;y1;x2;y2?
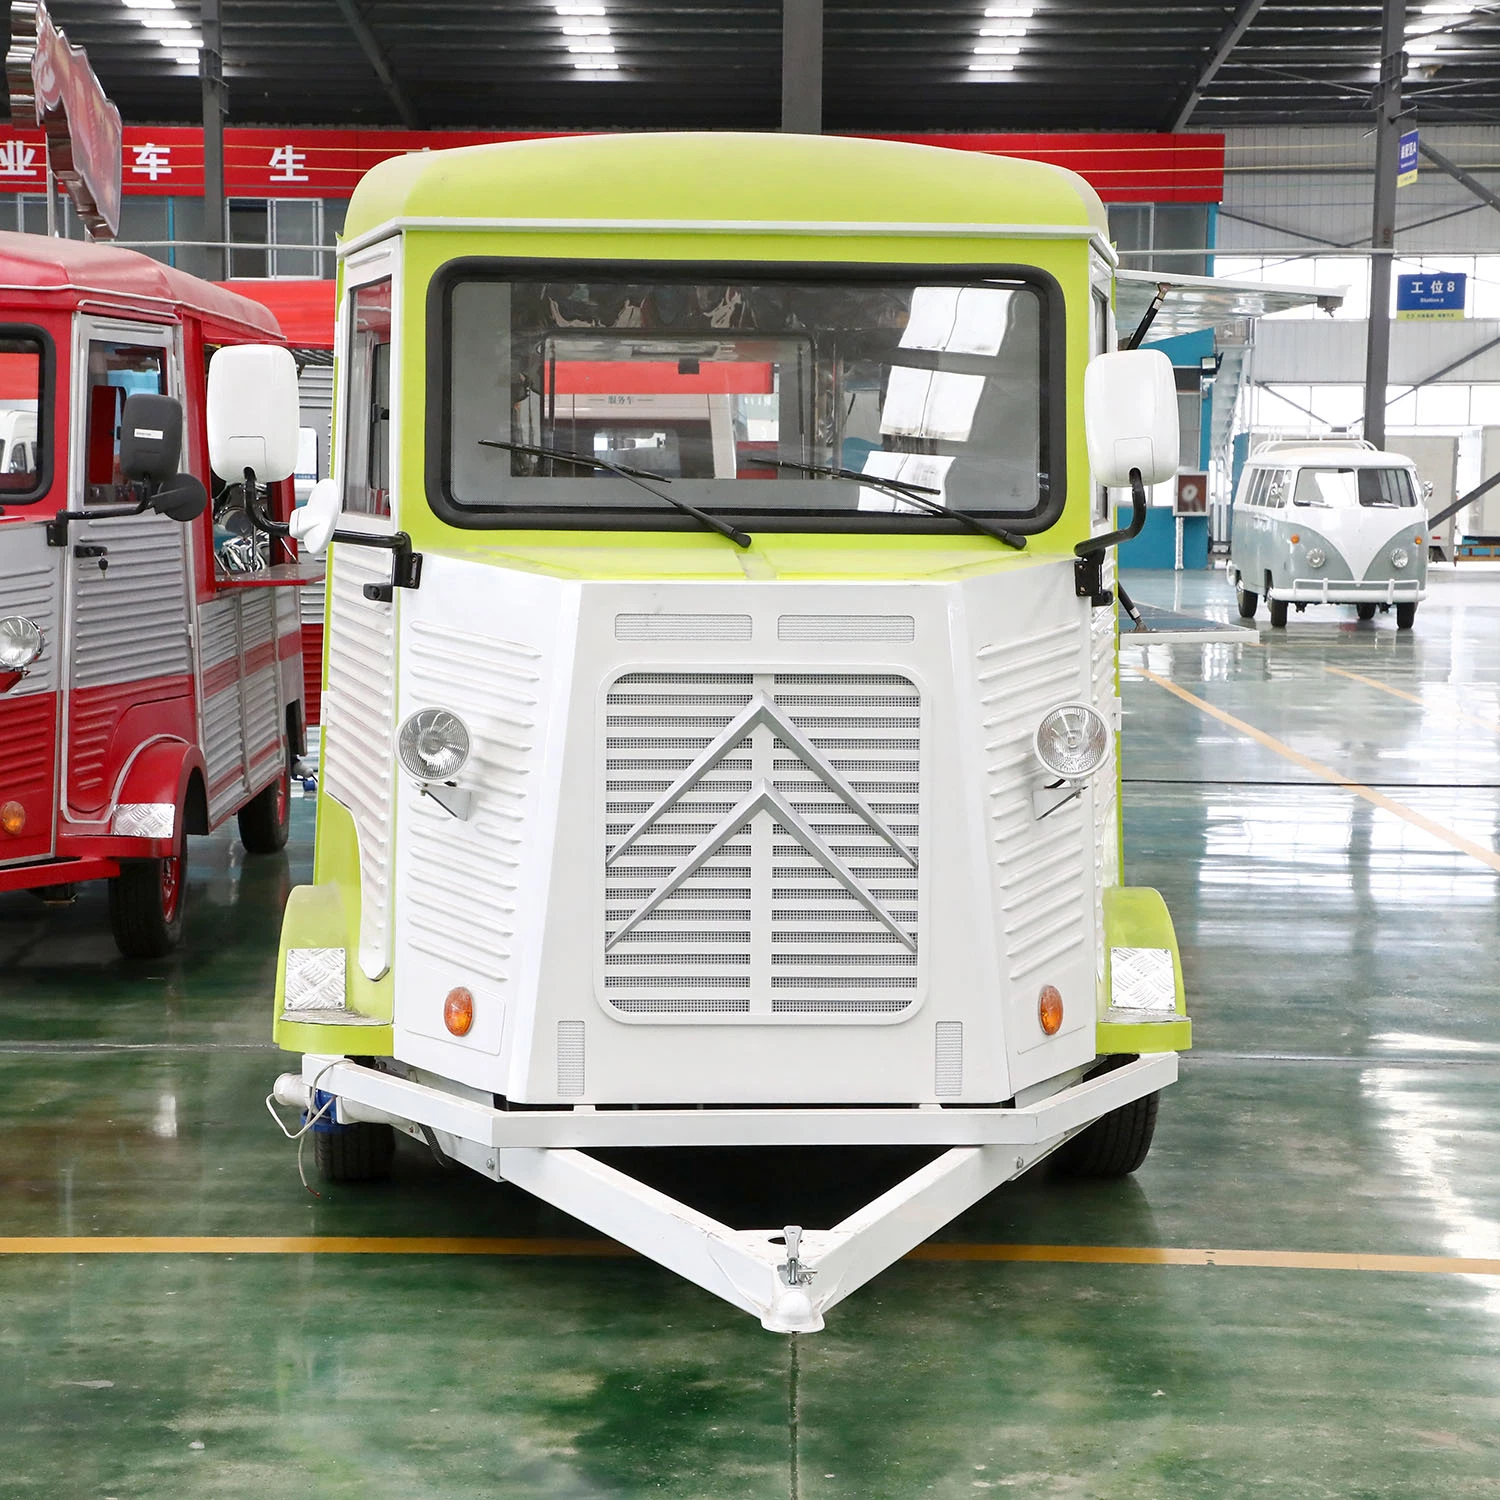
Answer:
602;670;921;1019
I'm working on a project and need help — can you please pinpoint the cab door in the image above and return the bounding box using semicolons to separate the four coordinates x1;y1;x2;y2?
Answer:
63;319;196;820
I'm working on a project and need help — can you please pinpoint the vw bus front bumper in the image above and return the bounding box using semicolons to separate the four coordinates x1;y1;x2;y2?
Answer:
1276;577;1425;605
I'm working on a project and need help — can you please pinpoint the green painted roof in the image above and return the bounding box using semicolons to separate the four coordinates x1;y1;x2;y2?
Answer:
342;132;1108;241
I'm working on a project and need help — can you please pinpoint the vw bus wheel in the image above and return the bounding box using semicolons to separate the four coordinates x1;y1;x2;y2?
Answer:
1056;1089;1160;1179
108;834;188;959
314;1122;396;1183
1268;597;1288;628
1396;602;1417;630
238;741;292;854
1236;586;1258;620
1356;603;1377;621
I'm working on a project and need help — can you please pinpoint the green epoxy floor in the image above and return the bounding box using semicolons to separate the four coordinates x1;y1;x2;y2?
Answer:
4;564;1500;1497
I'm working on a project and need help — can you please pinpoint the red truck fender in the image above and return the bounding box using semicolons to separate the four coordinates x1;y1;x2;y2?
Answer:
112;737;210;838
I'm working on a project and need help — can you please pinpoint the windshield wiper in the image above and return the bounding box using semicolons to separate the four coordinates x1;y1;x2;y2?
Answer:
478;437;752;549
755;456;1026;550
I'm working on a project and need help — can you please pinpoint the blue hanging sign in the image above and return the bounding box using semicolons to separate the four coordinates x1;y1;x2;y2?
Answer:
1397;129;1419;187
1396;272;1466;321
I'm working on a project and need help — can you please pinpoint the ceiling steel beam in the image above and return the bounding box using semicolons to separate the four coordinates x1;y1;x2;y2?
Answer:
1363;0;1407;450
332;0;419;129
1416;140;1500;218
782;0;824;132
1166;0;1269;131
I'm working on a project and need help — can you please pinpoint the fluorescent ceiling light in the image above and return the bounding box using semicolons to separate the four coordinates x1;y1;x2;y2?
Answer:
968;59;1016;71
984;4;1033;14
172;50;199;64
555;3;607;12
563;23;611;34
121;0;177;9
973;42;1021;53
572;58;618;70
567;40;614;52
980;23;1028;35
140;13;192;26
159;36;199;49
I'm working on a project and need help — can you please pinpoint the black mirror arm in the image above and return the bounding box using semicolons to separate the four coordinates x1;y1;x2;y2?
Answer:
1073;469;1148;609
243;467;421;600
45;485;152;546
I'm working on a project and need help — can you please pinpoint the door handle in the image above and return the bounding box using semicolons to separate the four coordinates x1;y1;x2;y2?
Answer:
73;542;108;573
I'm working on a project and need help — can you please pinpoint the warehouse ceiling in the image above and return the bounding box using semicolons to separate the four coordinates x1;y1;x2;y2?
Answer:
28;1;1500;133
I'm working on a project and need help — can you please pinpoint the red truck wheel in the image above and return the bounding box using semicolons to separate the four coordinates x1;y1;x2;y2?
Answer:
108;832;188;958
238;740;291;854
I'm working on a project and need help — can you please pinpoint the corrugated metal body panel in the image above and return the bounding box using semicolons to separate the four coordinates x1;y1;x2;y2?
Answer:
975;619;1091;986
240;590;284;773
69;514;191;689
0;690;57;863
0;526;60;695
395;618;540;986
321;545;397;980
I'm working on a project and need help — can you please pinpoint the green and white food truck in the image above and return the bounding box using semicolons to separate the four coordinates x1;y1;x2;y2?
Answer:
213;133;1194;1332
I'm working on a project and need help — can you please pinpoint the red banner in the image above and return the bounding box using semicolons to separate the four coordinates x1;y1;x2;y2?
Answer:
0;126;1224;206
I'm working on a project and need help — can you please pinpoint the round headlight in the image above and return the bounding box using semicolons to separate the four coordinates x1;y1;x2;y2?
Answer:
1034;703;1110;781
398;708;470;781
1390;547;1409;570
0;615;43;671
1304;547;1326;569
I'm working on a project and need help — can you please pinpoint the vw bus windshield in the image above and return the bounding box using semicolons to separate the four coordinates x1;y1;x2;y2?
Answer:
1292;467;1418;509
435;267;1060;532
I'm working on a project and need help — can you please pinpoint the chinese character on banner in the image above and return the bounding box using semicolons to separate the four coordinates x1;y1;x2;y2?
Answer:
268;144;309;183
131;142;171;181
0;140;40;176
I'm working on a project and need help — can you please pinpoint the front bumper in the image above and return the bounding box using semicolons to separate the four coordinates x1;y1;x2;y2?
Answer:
1274;577;1424;604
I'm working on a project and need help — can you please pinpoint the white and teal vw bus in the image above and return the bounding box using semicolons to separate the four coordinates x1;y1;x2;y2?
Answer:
1229;441;1429;628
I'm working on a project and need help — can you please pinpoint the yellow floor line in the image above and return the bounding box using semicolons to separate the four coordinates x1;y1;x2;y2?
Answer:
1;1235;1497;1277
1324;664;1500;736
1135;665;1500;874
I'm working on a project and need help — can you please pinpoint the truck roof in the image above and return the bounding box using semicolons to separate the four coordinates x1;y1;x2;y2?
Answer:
0;232;282;339
1247;443;1417;469
342;131;1110;245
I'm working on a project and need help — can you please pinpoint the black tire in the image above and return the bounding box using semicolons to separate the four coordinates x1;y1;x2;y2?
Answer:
1268;597;1288;628
108;834;187;958
1056;1090;1160;1178
1356;603;1377;621
1236;585;1258;620
238;741;291;854
1396;602;1417;630
314;1122;396;1182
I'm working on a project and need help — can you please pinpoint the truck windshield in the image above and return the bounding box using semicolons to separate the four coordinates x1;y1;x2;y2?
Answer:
1293;467;1418;509
436;267;1057;531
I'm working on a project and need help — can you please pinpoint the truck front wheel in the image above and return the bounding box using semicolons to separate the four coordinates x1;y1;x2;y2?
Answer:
1268;597;1288;627
1236;585;1258;619
314;1122;396;1182
1055;1090;1160;1178
108;834;188;958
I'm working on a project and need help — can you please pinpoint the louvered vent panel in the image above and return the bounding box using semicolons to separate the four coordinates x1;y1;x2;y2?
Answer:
70;516;191;688
240;591;283;770
1090;601;1120;991
396;619;539;986
2;546;58;693
321;547;396;978
976;621;1091;983
603;670;921;1019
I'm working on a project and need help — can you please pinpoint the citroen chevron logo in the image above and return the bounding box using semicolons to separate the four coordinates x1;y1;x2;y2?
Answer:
605;692;918;953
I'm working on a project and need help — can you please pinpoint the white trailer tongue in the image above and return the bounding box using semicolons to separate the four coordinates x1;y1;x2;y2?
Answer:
273;1051;1175;1332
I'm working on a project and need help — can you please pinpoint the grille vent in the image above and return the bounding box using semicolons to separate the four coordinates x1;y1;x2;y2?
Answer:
778;614;915;642
935;1021;963;1096
615;613;752;641
602;670;921;1019
557;1021;586;1095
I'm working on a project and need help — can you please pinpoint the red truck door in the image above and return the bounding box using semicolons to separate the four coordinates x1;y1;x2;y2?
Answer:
63;320;196;821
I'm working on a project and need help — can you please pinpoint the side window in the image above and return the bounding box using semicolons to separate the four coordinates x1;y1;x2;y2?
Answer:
1266;469;1287;509
85;340;166;504
0;333;45;499
343;279;392;518
1245;470;1264;507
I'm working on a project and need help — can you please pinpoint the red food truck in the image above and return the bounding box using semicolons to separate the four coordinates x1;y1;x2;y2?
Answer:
0;232;313;957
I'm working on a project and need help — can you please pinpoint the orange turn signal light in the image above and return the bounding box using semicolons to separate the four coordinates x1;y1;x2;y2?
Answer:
1289;534;1301;544
0;800;24;836
1038;984;1064;1036
443;986;474;1037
